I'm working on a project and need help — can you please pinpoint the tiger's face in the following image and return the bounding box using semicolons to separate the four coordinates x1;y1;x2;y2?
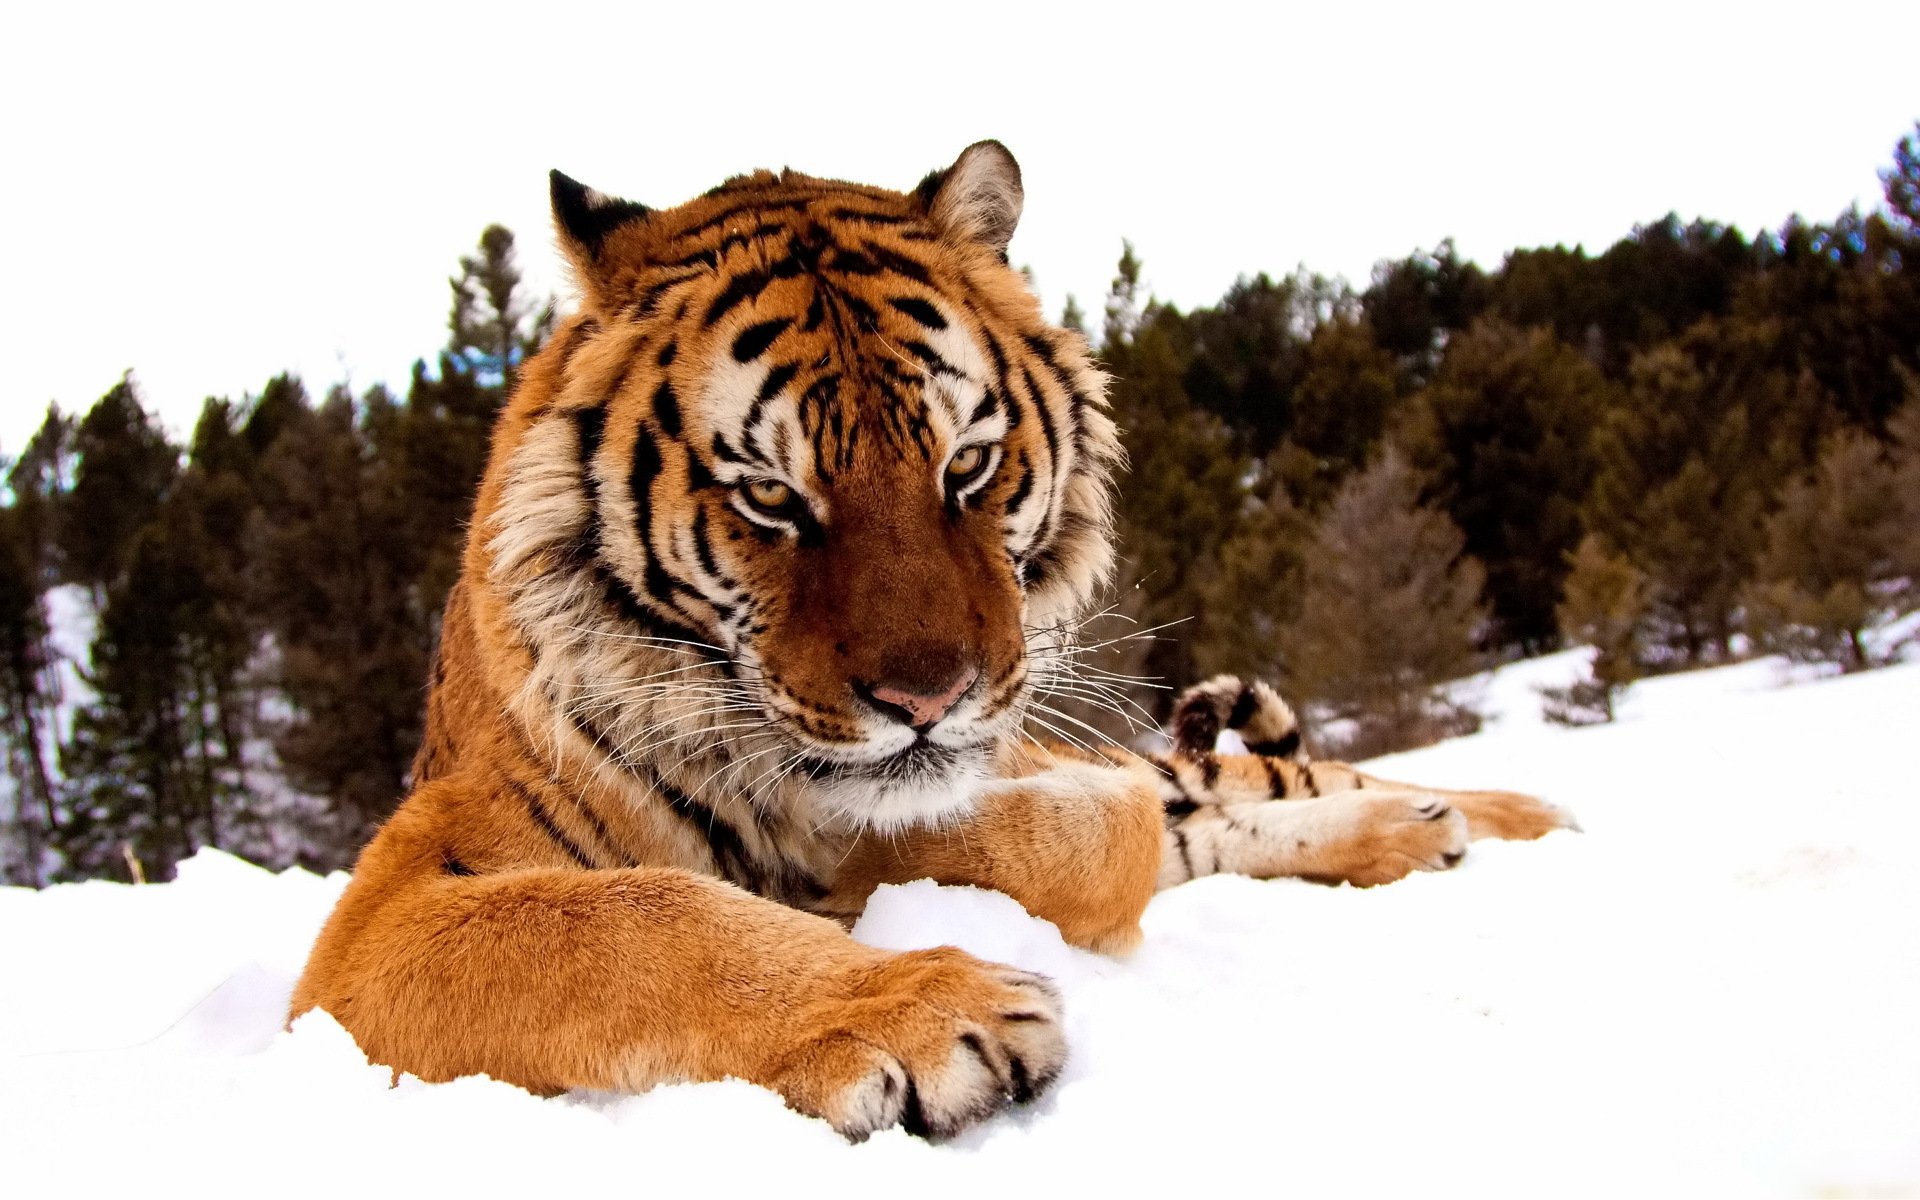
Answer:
486;143;1118;829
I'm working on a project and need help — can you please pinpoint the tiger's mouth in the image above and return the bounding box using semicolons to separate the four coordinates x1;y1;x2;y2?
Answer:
795;739;993;832
800;738;966;784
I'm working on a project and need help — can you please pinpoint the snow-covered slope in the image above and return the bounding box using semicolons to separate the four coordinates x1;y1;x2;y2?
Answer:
3;655;1916;1198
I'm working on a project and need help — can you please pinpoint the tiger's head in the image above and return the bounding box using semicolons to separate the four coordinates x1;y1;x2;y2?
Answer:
477;143;1120;830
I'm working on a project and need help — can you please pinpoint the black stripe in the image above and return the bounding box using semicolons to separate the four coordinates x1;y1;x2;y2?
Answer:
1164;796;1200;820
756;362;800;404
732;318;791;362
508;775;596;868
982;333;1021;429
573;406;606;469
628;425;694;610
652;380;681;437
553;318;600;375
1198;752;1221;790
903;341;958;377
568;408;609;564
969;388;1002;425
743;363;800;461
1227;684;1259;729
503;720;636;868
644;558;679;608
589;560;650;626
1023;333;1091;411
649;766;758;889
1247;730;1301;760
1020;367;1061;487
830;207;912;226
1260;756;1289;799
685;449;717;491
1172;827;1196;880
1173;697;1221;756
827;249;882;276
632;274;696;319
864;241;933;284
443;856;477;877
719;221;787;257
676;195;809;244
631;425;663;526
839;292;878;327
888;296;948;330
798;373;841;423
705;270;773;327
691;506;735;588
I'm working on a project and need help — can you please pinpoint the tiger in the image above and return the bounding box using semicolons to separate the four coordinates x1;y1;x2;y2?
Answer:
290;142;1575;1142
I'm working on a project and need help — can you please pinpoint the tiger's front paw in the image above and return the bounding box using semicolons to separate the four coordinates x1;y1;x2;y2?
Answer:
770;947;1067;1141
1334;794;1471;887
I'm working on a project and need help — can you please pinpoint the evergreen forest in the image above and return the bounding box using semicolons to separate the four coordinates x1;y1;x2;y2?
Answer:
4;128;1918;885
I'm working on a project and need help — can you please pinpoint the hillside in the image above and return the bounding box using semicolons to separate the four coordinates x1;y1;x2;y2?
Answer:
3;652;1915;1197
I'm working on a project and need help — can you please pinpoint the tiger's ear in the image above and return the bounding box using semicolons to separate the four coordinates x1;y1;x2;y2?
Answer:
914;141;1024;260
550;170;651;299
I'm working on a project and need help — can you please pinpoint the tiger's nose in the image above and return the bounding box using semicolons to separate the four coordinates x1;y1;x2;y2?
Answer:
862;667;980;730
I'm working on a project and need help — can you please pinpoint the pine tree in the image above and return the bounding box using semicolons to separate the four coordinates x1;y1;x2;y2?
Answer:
1880;120;1920;237
1190;484;1311;681
1273;314;1400;507
249;386;431;861
0;408;73;883
57;481;244;881
1275;447;1489;759
1399;319;1610;650
1583;326;1804;663
1060;295;1088;336
0;504;58;884
1102;241;1144;352
1361;239;1488;382
6;406;74;581
1541;535;1650;724
1102;306;1248;717
1181;271;1340;455
58;377;180;602
448;225;554;389
1742;422;1920;671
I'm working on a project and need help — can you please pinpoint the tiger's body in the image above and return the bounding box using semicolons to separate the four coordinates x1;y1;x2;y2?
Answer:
291;144;1572;1140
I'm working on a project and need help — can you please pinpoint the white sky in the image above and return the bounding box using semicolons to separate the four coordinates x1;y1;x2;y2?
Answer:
3;0;1916;455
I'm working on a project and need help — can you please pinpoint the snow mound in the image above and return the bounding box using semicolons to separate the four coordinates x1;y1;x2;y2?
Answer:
3;655;1916;1197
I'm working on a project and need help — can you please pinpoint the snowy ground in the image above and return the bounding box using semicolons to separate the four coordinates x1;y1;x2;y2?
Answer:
3;653;1917;1198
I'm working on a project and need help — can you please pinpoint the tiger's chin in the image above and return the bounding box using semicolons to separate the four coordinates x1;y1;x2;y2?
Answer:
797;742;994;834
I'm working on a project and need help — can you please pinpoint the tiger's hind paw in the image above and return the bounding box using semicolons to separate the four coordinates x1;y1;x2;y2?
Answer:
1444;790;1580;841
1331;794;1472;887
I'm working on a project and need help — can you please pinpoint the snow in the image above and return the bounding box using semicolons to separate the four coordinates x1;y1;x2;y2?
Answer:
3;654;1917;1198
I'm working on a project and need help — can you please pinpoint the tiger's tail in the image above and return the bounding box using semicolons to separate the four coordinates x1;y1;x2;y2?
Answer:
1168;674;1306;761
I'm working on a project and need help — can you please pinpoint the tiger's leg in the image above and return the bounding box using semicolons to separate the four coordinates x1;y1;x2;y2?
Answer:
291;782;1066;1140
1209;755;1578;842
1167;674;1577;842
1151;750;1574;887
1332;766;1579;841
1158;788;1469;889
825;746;1166;955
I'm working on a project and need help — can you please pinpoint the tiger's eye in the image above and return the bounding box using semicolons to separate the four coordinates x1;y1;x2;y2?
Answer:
947;445;987;481
745;479;794;513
